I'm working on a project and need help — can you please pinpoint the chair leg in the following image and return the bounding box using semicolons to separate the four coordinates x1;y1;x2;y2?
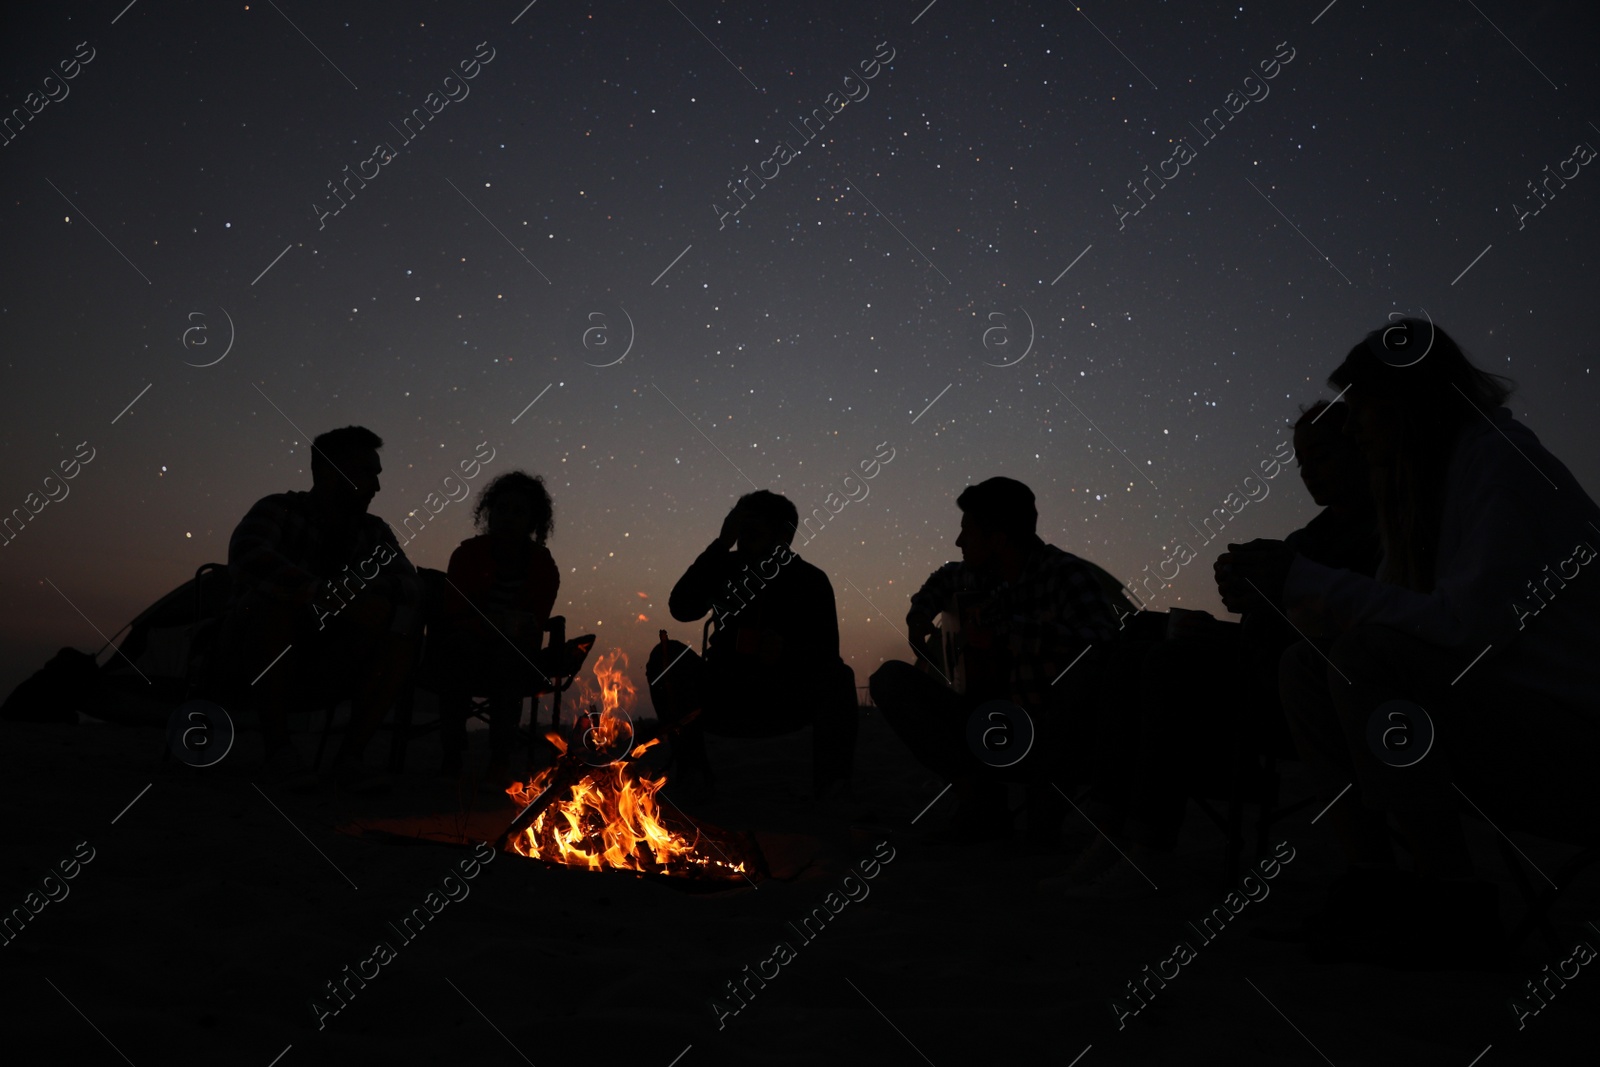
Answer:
1253;763;1282;865
1224;795;1244;887
1498;835;1564;954
314;705;335;771
1219;745;1251;887
1254;797;1278;866
388;682;416;775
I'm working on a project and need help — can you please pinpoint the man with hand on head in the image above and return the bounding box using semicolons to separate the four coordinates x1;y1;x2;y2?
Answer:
647;490;858;804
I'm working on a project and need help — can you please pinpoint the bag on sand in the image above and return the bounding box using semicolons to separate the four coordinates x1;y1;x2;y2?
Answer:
0;647;100;724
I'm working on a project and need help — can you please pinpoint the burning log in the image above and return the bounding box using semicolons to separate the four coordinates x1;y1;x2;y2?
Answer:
493;705;699;850
493;649;755;883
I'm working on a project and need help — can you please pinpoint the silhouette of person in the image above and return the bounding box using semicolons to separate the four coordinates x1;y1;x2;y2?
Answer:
870;477;1121;842
434;471;560;783
1056;400;1382;893
1238;319;1600;967
214;425;427;787
646;490;857;800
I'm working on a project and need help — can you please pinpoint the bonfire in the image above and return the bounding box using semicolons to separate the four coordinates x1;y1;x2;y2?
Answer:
501;648;754;883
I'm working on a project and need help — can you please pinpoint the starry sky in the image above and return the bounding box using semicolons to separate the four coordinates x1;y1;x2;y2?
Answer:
3;0;1598;704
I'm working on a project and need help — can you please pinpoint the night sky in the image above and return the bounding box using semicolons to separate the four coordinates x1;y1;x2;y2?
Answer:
3;0;1598;704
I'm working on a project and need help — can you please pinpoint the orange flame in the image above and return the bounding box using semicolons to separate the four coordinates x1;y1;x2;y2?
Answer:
504;647;746;879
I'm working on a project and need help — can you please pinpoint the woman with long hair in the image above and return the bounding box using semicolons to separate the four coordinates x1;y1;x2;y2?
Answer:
436;471;559;783
1228;318;1600;968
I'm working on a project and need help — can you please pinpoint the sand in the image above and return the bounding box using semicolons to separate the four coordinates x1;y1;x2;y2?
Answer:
0;705;1593;1066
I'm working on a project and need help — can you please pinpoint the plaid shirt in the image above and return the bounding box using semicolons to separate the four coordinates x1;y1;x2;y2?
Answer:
907;537;1118;716
227;490;416;607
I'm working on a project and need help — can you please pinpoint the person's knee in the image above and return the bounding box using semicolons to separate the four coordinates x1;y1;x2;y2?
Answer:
836;660;857;691
1326;626;1381;671
416;567;448;616
1277;639;1333;728
1327;624;1439;687
216;598;308;685
1318;628;1413;718
222;594;302;646
1277;638;1325;691
340;591;396;635
868;659;914;698
331;614;399;667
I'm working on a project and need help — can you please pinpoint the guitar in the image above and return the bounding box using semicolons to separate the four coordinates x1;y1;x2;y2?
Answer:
920;590;1011;701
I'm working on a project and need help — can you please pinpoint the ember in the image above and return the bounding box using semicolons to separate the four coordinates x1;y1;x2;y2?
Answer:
501;648;756;883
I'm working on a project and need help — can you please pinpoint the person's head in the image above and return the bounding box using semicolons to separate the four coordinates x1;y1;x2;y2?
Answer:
472;470;554;544
1329;318;1513;464
1326;318;1515;590
1291;401;1369;511
955;477;1038;572
731;490;799;555
310;425;384;516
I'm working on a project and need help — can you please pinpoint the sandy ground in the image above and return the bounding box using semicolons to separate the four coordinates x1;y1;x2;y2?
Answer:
1;703;1594;1066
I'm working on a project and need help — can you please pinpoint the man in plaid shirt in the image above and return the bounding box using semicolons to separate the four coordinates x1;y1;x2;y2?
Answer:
871;477;1121;841
215;425;425;786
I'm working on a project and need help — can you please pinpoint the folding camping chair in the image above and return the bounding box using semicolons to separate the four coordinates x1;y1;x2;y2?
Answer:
394;615;595;775
1065;609;1315;886
1189;724;1317;887
179;561;372;770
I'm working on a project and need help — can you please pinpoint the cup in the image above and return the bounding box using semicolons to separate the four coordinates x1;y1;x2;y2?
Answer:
1166;607;1212;640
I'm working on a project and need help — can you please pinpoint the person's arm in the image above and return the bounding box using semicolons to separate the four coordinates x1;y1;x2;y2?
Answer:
371;519;418;577
525;544;560;629
669;541;734;622
795;568;843;667
358;517;420;608
1227;522;1311;631
906;561;963;636
443;541;493;640
1000;556;1119;661
1283;427;1586;654
227;495;320;604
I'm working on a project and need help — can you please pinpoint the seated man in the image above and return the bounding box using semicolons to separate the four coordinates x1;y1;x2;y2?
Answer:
213;425;427;786
1057;399;1381;892
646;490;857;800
871;477;1122;842
1244;320;1600;969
